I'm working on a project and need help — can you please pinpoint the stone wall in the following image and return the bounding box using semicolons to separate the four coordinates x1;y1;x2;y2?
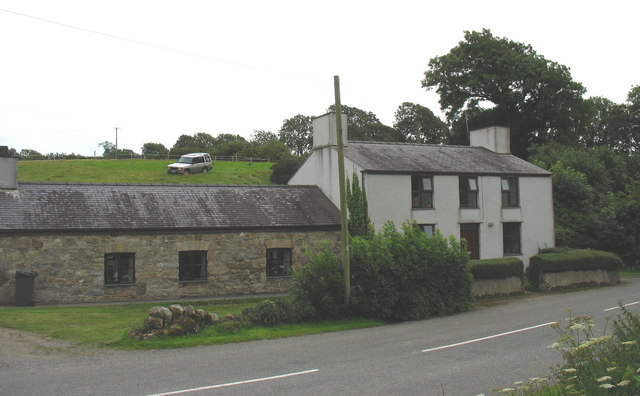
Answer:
0;229;340;304
538;269;620;291
471;276;523;298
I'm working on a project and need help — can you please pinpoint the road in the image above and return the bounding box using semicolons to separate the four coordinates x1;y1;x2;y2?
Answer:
1;277;638;396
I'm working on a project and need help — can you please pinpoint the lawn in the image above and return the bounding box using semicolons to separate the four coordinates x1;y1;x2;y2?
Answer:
17;159;274;185
0;298;383;350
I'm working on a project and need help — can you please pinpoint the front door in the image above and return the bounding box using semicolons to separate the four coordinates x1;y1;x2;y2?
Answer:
460;223;480;259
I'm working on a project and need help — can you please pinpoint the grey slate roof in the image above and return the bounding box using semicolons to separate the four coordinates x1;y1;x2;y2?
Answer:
0;183;340;233
344;142;550;176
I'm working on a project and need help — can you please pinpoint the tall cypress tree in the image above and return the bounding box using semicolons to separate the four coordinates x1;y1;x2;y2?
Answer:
346;172;373;238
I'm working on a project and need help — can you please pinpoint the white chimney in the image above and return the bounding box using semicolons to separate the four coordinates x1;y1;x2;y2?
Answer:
312;113;348;149
0;146;18;190
469;126;511;154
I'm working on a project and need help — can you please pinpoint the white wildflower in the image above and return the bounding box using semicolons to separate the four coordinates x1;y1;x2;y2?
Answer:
596;376;612;382
617;380;630;386
599;383;615;389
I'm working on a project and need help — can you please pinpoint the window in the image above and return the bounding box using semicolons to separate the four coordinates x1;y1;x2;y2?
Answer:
501;177;519;208
503;222;522;255
412;175;433;208
267;248;292;278
418;224;436;237
179;251;208;281
459;176;479;208
104;253;135;285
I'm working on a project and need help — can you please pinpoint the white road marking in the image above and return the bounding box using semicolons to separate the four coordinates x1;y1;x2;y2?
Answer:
604;301;640;312
146;369;320;396
421;322;558;353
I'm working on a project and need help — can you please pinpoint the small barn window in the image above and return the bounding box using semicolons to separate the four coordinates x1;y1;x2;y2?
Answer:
104;253;135;285
266;248;292;278
179;251;208;281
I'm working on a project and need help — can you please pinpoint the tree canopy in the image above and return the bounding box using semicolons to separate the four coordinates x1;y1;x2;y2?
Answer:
422;29;586;157
393;102;448;144
278;114;314;156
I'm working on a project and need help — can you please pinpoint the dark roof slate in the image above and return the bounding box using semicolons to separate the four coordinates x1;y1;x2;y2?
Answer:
0;183;340;232
344;142;550;176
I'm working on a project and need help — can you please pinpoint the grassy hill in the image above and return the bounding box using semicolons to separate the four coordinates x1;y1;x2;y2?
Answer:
17;159;275;185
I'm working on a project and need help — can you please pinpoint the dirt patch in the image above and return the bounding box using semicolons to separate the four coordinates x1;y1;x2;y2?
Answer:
0;327;97;359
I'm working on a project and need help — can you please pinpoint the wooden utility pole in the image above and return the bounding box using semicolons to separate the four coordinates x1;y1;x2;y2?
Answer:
114;126;119;159
334;75;350;304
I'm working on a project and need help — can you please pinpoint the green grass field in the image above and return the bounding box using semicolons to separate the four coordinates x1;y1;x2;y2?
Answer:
17;159;274;184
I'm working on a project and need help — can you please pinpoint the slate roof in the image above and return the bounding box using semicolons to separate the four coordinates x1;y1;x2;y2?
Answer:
0;183;340;233
344;141;550;176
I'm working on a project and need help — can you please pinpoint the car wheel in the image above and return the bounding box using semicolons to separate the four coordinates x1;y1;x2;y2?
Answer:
184;169;190;175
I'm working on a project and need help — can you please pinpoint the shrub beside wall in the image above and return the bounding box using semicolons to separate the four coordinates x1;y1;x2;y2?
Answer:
291;223;473;322
528;249;623;289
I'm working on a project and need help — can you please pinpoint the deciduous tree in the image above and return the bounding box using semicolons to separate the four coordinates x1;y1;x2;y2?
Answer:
423;29;586;157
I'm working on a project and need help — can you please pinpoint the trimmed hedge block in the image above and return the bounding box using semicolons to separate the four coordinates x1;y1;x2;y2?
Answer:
528;249;622;289
469;257;524;281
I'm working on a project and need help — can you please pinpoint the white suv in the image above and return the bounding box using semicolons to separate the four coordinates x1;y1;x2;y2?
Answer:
167;153;212;174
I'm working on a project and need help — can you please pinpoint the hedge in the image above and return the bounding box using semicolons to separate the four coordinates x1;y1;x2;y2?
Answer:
469;257;524;281
528;249;623;288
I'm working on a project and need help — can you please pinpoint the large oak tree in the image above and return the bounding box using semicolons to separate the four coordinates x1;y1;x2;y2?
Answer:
422;29;586;158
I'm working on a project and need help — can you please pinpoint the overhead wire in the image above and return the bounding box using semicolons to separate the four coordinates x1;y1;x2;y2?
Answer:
0;7;324;81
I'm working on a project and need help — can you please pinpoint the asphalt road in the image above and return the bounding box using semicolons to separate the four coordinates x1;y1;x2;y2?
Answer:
1;277;638;396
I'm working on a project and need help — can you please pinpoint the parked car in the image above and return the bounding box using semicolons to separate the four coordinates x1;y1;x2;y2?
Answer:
167;153;212;174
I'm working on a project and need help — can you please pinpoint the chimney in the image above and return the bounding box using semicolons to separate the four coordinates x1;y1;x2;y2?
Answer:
0;146;18;190
469;126;511;154
312;113;348;149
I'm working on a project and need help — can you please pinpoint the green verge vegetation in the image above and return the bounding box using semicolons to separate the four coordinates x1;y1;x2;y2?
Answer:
492;306;640;395
0;298;383;350
17;159;274;185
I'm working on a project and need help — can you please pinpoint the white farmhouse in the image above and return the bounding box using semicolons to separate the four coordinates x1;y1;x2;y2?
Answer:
289;113;555;266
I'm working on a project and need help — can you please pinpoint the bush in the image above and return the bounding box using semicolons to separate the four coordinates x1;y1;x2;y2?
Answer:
242;298;293;327
528;248;623;288
269;156;304;184
350;222;472;322
469;257;523;281
289;244;347;320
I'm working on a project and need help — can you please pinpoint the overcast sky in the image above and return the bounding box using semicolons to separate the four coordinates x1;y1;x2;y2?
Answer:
1;1;638;156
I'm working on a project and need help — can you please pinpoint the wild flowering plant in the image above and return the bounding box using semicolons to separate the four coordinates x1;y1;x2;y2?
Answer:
491;305;640;395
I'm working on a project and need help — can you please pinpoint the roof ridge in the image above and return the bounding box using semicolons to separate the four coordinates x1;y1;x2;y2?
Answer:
347;140;481;149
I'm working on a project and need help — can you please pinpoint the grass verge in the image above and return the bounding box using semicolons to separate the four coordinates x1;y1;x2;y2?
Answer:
0;298;383;350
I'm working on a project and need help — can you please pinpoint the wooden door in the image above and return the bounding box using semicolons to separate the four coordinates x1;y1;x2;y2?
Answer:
460;223;480;259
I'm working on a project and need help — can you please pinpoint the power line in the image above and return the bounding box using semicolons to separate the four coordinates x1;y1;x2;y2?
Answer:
0;7;321;80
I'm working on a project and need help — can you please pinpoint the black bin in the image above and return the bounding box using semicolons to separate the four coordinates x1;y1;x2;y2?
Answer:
15;271;37;307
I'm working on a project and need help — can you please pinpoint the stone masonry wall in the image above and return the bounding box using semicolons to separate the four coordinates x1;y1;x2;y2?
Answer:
0;229;340;304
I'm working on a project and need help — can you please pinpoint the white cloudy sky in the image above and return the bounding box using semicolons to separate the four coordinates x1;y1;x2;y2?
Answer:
1;1;638;156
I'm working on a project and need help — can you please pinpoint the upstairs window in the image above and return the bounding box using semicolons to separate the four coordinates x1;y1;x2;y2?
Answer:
411;175;433;208
179;250;208;281
267;248;292;278
501;177;519;208
459;176;479;208
104;253;135;285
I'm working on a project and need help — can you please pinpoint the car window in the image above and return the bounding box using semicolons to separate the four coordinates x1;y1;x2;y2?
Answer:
178;157;193;164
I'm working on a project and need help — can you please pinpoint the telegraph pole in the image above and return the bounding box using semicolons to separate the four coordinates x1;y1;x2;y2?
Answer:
114;126;119;159
334;75;350;304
